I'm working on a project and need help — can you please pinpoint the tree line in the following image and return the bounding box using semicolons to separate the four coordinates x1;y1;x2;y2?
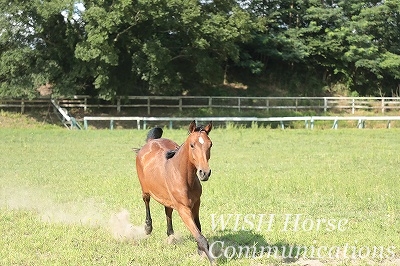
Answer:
1;0;399;99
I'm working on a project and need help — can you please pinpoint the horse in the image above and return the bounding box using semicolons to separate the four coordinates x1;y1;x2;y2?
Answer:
135;121;214;264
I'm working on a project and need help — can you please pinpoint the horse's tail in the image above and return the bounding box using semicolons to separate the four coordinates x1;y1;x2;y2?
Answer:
133;127;163;154
146;127;163;142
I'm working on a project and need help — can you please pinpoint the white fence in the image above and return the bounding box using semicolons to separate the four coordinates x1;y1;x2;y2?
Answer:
1;96;400;114
82;116;400;130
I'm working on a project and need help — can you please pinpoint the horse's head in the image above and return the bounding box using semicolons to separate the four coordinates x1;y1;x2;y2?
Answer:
187;121;213;181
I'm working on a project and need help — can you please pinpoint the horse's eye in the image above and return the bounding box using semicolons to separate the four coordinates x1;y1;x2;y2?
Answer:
190;143;195;148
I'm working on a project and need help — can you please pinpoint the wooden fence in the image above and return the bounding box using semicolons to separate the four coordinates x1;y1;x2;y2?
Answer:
1;96;400;114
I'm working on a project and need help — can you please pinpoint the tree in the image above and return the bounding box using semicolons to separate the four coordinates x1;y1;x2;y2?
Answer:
76;0;260;97
0;0;90;98
345;0;400;95
243;0;400;96
1;0;399;98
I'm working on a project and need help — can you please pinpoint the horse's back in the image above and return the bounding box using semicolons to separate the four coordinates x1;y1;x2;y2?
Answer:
136;138;178;180
137;138;178;161
136;138;179;205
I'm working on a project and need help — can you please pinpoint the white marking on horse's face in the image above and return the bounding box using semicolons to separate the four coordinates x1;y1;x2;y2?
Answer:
199;136;204;145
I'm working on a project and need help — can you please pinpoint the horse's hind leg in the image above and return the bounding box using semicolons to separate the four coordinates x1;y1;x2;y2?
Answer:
143;193;153;235
165;206;174;236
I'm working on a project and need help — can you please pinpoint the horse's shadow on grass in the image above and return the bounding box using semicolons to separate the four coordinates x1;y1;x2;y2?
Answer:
209;230;301;264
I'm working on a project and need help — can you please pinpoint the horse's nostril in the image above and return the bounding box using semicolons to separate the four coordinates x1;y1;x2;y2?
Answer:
197;169;211;181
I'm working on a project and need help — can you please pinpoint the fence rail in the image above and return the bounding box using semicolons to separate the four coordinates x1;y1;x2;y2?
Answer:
1;96;400;114
82;116;400;130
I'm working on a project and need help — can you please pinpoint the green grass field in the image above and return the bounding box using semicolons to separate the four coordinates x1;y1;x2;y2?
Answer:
1;124;400;265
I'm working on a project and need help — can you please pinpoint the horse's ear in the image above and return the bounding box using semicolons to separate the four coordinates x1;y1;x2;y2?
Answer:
189;120;196;133
204;121;212;134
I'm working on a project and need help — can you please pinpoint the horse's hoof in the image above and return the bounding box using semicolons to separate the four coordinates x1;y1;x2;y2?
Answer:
198;250;217;265
166;234;180;244
144;225;152;235
166;235;175;244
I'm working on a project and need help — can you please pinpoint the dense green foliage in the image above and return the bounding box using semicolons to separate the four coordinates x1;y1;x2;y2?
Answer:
1;0;399;98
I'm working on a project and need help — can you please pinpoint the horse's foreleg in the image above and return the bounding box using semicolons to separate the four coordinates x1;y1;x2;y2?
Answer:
143;193;153;235
193;201;205;257
165;206;174;236
192;200;201;233
178;206;214;265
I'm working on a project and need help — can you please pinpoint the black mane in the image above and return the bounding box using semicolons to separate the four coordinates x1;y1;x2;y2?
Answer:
194;126;204;132
166;150;177;159
164;124;205;159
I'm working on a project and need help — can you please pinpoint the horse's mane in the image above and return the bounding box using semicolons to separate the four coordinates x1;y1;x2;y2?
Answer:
194;125;206;132
135;124;207;159
165;124;208;159
166;150;177;159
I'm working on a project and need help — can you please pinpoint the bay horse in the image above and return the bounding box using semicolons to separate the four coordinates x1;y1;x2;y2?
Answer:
135;121;214;264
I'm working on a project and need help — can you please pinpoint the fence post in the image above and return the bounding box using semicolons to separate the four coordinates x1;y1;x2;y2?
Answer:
117;97;121;113
324;97;328;112
84;97;87;112
357;119;363;129
147;97;151;115
332;119;338;129
136;119;141;130
238;97;241;112
381;98;385;114
266;99;269;112
352;98;355;114
179;97;182;111
208;97;212;108
21;99;25;113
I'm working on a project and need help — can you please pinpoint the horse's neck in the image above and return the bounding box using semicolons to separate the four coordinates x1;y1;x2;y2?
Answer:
170;142;197;183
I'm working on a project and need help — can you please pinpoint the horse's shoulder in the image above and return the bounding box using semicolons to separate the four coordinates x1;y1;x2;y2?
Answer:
138;138;179;160
156;139;180;159
147;138;177;152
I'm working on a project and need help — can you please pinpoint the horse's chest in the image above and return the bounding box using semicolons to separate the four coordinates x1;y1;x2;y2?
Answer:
166;179;202;208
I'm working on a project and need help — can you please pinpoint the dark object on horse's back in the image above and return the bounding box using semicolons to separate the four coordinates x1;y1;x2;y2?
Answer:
146;127;163;142
165;150;177;159
132;127;163;154
135;121;215;265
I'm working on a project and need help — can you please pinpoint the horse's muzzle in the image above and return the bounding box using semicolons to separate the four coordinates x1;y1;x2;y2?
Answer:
197;169;211;181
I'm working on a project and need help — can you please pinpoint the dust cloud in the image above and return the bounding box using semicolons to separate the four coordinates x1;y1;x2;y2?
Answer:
109;209;148;242
0;185;147;242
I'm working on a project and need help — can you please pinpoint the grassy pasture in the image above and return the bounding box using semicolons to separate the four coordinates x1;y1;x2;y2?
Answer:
1;126;400;265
